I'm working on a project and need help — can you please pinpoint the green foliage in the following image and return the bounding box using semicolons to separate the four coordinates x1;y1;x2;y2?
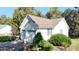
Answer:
39;40;53;51
33;32;43;46
32;32;53;51
0;36;16;42
12;7;38;35
48;34;72;48
62;8;79;38
62;8;72;17
12;7;44;35
61;42;69;50
46;7;62;19
34;10;43;17
0;15;12;25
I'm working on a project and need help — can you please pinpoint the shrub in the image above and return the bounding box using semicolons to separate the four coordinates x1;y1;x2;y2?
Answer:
32;32;53;51
0;36;16;42
48;34;72;48
33;32;43;46
39;40;53;51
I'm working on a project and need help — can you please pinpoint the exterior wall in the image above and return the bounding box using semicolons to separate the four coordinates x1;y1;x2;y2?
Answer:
36;18;69;40
0;26;12;36
20;17;30;40
36;29;50;40
20;16;28;30
52;18;69;36
20;17;69;43
20;19;37;43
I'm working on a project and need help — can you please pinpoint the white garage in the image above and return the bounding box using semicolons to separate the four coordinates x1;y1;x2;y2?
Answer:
0;25;12;36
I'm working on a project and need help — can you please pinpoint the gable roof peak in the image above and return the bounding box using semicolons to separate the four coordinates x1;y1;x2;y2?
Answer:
27;14;64;29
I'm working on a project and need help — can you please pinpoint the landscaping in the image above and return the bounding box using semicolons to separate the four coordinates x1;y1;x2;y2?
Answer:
30;33;73;51
22;33;79;51
32;32;53;51
0;33;79;51
0;36;24;51
68;39;79;51
39;40;53;51
0;36;16;42
48;34;72;50
53;39;79;51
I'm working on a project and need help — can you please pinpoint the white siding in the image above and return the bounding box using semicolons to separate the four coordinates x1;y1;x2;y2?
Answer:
36;29;50;40
20;16;28;30
20;19;37;43
36;18;69;40
0;25;12;35
20;17;69;43
52;18;69;36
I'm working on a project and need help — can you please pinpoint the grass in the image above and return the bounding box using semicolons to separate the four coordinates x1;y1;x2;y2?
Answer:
69;39;79;51
53;39;79;51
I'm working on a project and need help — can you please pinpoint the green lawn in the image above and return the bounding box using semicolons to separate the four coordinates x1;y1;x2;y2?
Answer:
53;39;79;51
68;39;79;51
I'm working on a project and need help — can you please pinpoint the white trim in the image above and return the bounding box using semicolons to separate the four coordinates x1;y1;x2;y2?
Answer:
20;16;28;29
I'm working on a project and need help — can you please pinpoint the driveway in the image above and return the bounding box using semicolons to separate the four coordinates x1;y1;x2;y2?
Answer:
0;40;24;51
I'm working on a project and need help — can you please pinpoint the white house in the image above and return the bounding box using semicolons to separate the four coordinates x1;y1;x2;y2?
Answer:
0;25;12;36
20;15;69;43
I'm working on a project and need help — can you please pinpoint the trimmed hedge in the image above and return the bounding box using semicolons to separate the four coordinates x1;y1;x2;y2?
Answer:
39;40;53;51
48;34;72;48
0;36;16;42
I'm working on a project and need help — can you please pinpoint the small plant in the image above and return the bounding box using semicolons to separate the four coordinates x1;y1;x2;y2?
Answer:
48;34;72;48
32;32;43;50
61;42;68;50
32;32;53;51
39;40;53;51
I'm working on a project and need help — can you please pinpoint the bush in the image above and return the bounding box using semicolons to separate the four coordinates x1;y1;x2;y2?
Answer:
32;32;53;51
33;32;43;46
0;36;16;42
48;34;72;48
39;40;53;51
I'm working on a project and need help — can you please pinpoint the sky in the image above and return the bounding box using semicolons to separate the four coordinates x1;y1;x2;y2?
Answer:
0;7;74;17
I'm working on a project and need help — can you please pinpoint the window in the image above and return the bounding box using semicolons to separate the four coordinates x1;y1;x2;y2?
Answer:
47;29;52;36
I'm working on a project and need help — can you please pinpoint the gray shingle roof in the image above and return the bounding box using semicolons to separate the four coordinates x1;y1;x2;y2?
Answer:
28;15;63;29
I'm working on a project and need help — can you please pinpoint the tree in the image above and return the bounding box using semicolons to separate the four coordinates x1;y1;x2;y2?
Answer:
12;7;39;35
63;8;79;38
34;10;43;17
62;8;72;17
33;32;43;45
32;32;43;50
62;8;73;27
46;7;62;19
46;12;52;19
72;9;79;38
0;15;12;25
